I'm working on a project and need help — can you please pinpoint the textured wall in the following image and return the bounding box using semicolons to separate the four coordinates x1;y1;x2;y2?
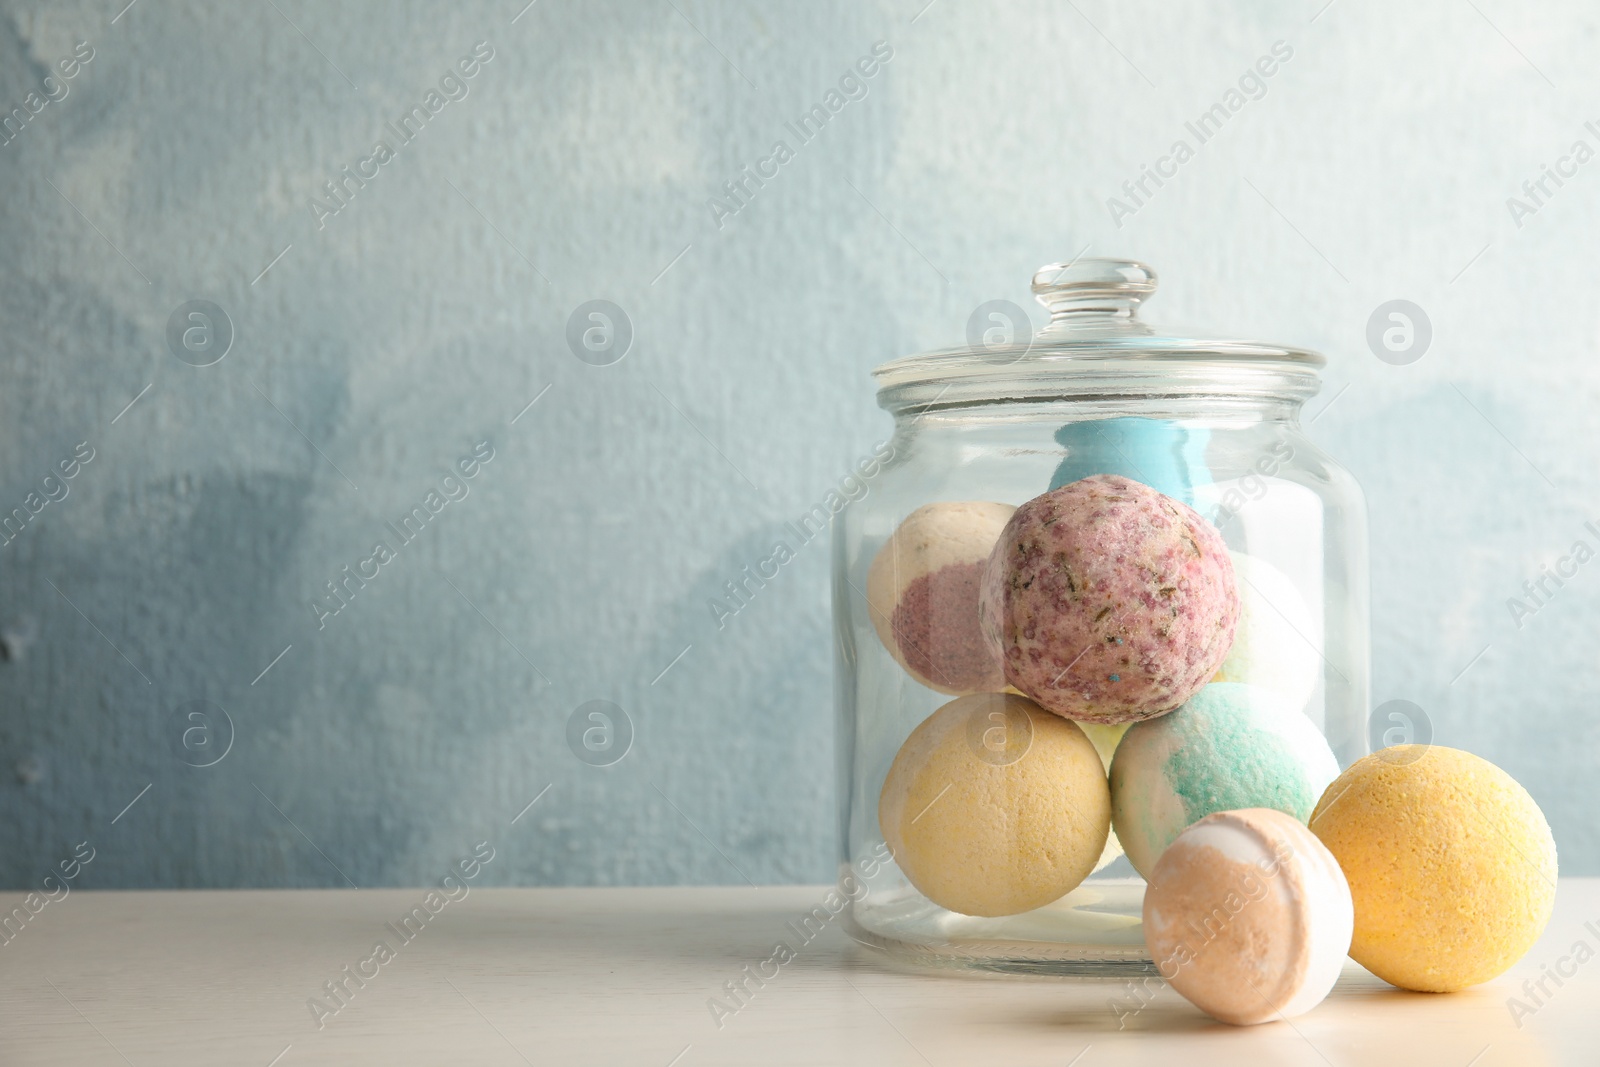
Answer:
2;0;1597;888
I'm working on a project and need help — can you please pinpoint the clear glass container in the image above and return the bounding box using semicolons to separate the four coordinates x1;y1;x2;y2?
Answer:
834;258;1369;975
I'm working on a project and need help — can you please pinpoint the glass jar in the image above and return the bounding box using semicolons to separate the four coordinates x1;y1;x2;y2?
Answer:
834;258;1368;975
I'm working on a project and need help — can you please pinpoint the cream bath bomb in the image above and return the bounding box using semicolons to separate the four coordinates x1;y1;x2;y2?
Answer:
867;501;1015;694
980;474;1239;723
1310;746;1557;992
879;692;1111;917
1212;552;1320;713
1111;683;1338;878
1143;808;1353;1026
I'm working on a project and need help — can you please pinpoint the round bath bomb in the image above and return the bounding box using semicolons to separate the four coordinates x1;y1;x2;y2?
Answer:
1212;552;1320;713
1050;416;1211;505
1009;689;1130;872
1081;721;1130;872
980;474;1239;724
1309;746;1557;992
879;692;1111;917
867;502;1015;694
1144;808;1353;1026
1111;683;1339;878
1080;721;1131;769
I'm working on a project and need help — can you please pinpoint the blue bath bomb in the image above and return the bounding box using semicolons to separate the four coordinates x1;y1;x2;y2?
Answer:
1049;417;1211;505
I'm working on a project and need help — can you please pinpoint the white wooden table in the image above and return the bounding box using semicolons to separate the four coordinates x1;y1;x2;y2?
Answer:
2;882;1595;1065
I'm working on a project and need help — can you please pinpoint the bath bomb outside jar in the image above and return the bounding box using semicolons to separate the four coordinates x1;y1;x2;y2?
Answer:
1111;683;1339;878
1212;552;1321;713
1309;746;1557;992
867;502;1015;694
1143;808;1353;1026
980;474;1239;724
879;692;1111;917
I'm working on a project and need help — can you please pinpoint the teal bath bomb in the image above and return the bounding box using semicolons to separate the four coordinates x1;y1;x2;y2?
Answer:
1110;682;1339;878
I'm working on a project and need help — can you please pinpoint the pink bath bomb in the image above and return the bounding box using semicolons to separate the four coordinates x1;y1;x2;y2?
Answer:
980;474;1237;724
867;502;1014;694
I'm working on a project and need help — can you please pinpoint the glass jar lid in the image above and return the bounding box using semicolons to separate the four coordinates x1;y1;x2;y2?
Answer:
874;258;1326;414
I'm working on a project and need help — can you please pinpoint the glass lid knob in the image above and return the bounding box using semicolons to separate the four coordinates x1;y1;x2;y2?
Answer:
1032;258;1157;326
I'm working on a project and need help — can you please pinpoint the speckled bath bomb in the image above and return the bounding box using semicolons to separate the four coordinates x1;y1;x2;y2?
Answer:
1211;552;1321;714
1309;746;1557;992
867;502;1015;694
1144;808;1353;1026
980;474;1239;723
1110;683;1339;877
879;692;1111;917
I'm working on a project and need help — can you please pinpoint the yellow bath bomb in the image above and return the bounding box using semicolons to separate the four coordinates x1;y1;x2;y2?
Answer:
880;692;1111;917
1309;746;1557;992
1080;722;1130;872
1080;721;1131;769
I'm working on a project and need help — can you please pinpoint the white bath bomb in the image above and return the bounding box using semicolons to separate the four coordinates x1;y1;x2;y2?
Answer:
1212;552;1321;714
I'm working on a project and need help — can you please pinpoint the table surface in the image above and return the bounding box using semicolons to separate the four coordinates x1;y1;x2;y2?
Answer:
1;881;1595;1066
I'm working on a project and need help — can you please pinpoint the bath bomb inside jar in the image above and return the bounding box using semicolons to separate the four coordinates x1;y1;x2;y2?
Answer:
1081;721;1131;872
879;692;1111;917
1143;808;1353;1026
1049;416;1211;504
1110;682;1339;878
1310;746;1557;992
866;501;1015;694
1212;551;1321;713
980;474;1239;723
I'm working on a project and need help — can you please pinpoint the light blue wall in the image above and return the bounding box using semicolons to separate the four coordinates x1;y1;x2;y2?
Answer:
2;0;1596;887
